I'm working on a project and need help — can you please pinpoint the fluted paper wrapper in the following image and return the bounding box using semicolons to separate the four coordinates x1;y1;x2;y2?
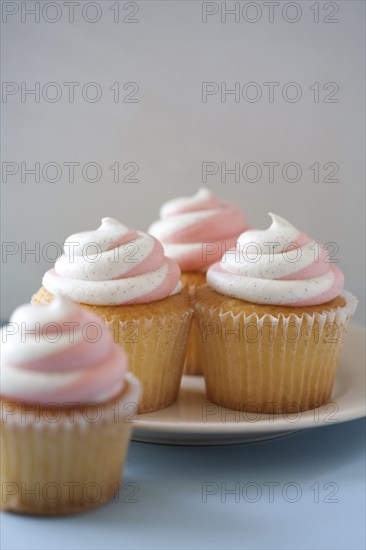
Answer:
0;375;140;516
107;310;192;412
181;272;207;376
183;316;203;376
195;291;357;413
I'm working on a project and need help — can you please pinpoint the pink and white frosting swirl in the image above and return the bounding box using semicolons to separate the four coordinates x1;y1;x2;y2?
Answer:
207;213;344;307
1;297;130;405
43;218;182;306
148;188;248;272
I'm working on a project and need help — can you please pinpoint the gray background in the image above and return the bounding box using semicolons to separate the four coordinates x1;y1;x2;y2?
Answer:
1;0;365;322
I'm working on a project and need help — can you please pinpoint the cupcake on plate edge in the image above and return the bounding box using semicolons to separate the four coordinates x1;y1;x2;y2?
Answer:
194;213;357;413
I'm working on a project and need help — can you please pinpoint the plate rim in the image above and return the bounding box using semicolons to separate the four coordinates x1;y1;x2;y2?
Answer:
133;323;366;438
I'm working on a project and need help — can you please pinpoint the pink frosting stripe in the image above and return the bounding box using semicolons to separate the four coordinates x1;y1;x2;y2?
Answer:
127;257;181;304
162;204;247;244
106;228;139;250
289;266;345;306
174;235;240;272
208;262;344;306
8;347;126;404
42;218;182;306
1;298;129;404
279;246;330;281
13;323;112;373
206;214;345;307
149;189;248;271
114;237;165;279
162;194;220;215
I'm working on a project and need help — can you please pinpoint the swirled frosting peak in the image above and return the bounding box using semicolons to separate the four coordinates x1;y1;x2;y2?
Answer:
148;188;248;272
42;217;182;305
1;297;128;404
207;213;344;306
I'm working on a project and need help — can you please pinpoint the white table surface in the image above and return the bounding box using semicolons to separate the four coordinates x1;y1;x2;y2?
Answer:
1;417;365;550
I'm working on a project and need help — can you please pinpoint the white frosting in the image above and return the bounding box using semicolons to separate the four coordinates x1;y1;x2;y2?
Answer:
208;269;338;304
149;188;248;272
159;188;213;218
1;363;81;396
65;218;132;254
1;296;128;404
43;265;183;306
149;208;222;241
56;233;155;281
1;297;84;364
207;214;344;306
162;242;207;258
42;218;182;306
223;239;321;278
2;330;84;364
10;296;78;326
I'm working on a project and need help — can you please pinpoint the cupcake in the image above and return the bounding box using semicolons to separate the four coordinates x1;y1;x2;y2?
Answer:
32;217;193;413
149;188;248;374
195;213;357;413
0;297;140;515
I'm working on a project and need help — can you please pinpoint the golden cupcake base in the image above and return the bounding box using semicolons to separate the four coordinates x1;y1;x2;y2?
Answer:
194;285;356;413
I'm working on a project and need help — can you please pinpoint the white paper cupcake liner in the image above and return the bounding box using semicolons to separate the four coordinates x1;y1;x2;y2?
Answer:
0;374;140;515
195;291;357;413
105;310;193;413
